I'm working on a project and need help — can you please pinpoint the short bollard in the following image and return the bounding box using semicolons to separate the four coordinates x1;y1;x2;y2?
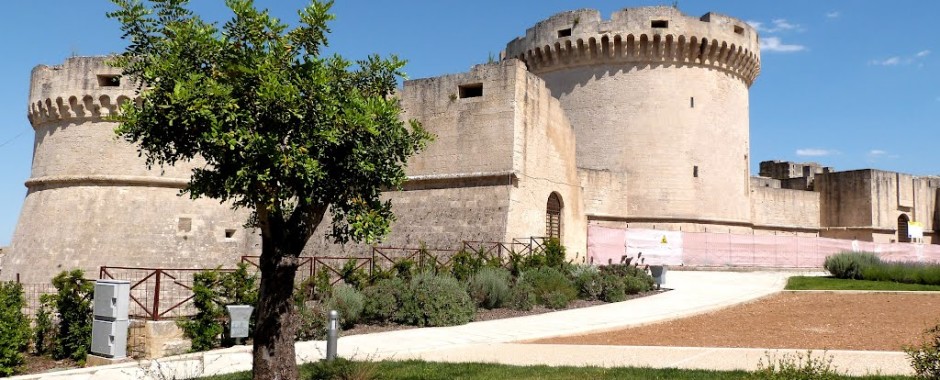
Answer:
326;310;339;361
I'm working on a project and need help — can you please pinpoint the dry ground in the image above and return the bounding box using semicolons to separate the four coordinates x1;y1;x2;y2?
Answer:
532;292;940;351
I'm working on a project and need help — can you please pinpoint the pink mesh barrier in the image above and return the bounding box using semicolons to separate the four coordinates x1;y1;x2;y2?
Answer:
588;226;940;269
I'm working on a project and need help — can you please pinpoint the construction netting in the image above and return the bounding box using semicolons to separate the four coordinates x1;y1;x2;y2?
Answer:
587;226;940;268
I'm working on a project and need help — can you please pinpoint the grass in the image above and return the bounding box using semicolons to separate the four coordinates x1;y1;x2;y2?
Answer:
786;276;940;291
200;360;915;380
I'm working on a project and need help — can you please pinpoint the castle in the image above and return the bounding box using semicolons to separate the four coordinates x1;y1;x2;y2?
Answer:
3;6;938;283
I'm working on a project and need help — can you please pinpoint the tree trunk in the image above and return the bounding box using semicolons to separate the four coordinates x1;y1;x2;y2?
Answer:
252;237;300;380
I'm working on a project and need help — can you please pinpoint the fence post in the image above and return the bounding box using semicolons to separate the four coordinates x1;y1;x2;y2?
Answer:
152;269;162;321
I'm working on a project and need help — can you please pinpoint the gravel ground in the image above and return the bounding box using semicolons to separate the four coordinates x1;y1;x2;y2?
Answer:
532;292;940;351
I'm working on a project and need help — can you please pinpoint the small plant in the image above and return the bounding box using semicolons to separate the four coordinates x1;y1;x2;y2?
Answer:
49;270;94;364
339;259;369;290
294;298;326;341
362;278;407;323
507;279;535;311
751;350;841;380
823;251;880;280
450;249;483;282
314;267;334;299
397;273;474;327
33;294;56;355
543;238;567;270
521;267;577;309
906;323;940;378
623;275;650;295
0;282;30;376
599;272;627;302
325;284;365;329
569;265;602;300
178;264;259;351
392;258;416;281
468;267;511;309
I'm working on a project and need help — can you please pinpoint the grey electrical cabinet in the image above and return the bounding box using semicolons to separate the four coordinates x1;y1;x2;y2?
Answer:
93;280;130;320
227;305;254;339
91;280;130;359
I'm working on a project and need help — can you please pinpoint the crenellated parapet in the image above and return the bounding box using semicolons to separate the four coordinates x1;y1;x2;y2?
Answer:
27;56;137;128
505;7;761;86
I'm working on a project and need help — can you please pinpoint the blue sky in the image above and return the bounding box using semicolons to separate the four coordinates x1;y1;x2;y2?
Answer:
0;1;937;245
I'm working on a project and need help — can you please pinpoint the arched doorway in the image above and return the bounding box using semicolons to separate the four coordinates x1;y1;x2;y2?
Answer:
898;214;911;243
546;193;562;241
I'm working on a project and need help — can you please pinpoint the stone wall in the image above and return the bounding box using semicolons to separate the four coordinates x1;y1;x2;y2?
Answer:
750;186;820;231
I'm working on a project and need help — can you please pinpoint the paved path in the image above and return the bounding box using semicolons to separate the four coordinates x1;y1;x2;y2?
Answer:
14;270;914;379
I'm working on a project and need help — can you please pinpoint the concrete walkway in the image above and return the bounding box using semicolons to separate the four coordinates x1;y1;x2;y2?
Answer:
13;270;915;379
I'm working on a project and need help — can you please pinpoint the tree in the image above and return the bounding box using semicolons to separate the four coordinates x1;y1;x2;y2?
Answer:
107;1;430;378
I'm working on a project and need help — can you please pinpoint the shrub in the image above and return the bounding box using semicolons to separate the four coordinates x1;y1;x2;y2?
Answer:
34;294;56;355
906;323;940;378
623;275;650;295
569;265;603;301
521;267;577;309
468;267;511;309
397;273;474;327
325;284;365;329
392;259;416;281
823;251;881;280
339;259;369;290
599;272;626;303
294;299;326;341
0;282;30;376
178;264;259;351
49;270;94;364
543;238;567;270
507;280;535;311
362;278;407;323
751;350;841;380
313;267;333;299
450;249;484;282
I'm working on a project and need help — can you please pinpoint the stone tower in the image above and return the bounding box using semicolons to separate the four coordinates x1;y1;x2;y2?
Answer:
2;57;258;283
505;7;761;230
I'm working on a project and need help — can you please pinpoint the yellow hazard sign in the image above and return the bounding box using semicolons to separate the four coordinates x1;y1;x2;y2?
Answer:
661;235;668;244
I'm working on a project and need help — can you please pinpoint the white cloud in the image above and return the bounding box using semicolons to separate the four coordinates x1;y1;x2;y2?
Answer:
761;37;806;53
796;148;837;157
867;149;899;161
870;50;930;66
869;149;887;156
747;19;802;33
826;11;840;19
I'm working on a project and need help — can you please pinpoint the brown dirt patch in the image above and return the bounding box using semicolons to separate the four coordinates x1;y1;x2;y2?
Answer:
532;292;940;351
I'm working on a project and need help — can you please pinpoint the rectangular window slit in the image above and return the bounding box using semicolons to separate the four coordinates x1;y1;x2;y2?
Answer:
225;229;236;239
557;28;572;38
734;25;745;35
97;74;120;87
651;20;669;28
690;97;695;108
458;83;483;98
693;166;699;178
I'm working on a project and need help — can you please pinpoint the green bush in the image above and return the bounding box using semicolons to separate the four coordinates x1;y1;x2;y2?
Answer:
0;282;30;376
823;251;881;280
178;264;259;352
450;249;483;282
906;324;940;378
392;259;416;281
397;273;474;327
751;350;841;380
861;261;940;286
468;267;511;309
362;278;407;323
313;267;333;299
521;267;577;309
600;264;655;290
507;280;535;311
543;238;567;270
49;270;94;364
623;275;650;295
569;265;603;301
339;259;369;290
294;299;326;341
599;272;626;303
34;294;56;355
325;284;365;329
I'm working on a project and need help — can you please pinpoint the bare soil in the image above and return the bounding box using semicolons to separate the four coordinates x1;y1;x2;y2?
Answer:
532;292;940;351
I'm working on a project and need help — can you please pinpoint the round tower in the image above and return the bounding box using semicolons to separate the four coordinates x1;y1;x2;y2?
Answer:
505;7;760;228
2;56;258;283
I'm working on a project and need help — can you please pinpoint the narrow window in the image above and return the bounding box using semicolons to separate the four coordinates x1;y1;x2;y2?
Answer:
690;97;695;108
898;214;911;243
225;229;236;239
734;25;745;35
546;193;563;241
557;28;572;38
693;166;699;178
651;20;669;28
97;74;120;87
458;83;483;98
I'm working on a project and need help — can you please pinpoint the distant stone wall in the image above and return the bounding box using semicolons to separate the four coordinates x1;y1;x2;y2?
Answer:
750;186;820;231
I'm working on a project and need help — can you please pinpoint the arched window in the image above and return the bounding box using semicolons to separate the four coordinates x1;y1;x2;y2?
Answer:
546;193;562;240
898;214;911;243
